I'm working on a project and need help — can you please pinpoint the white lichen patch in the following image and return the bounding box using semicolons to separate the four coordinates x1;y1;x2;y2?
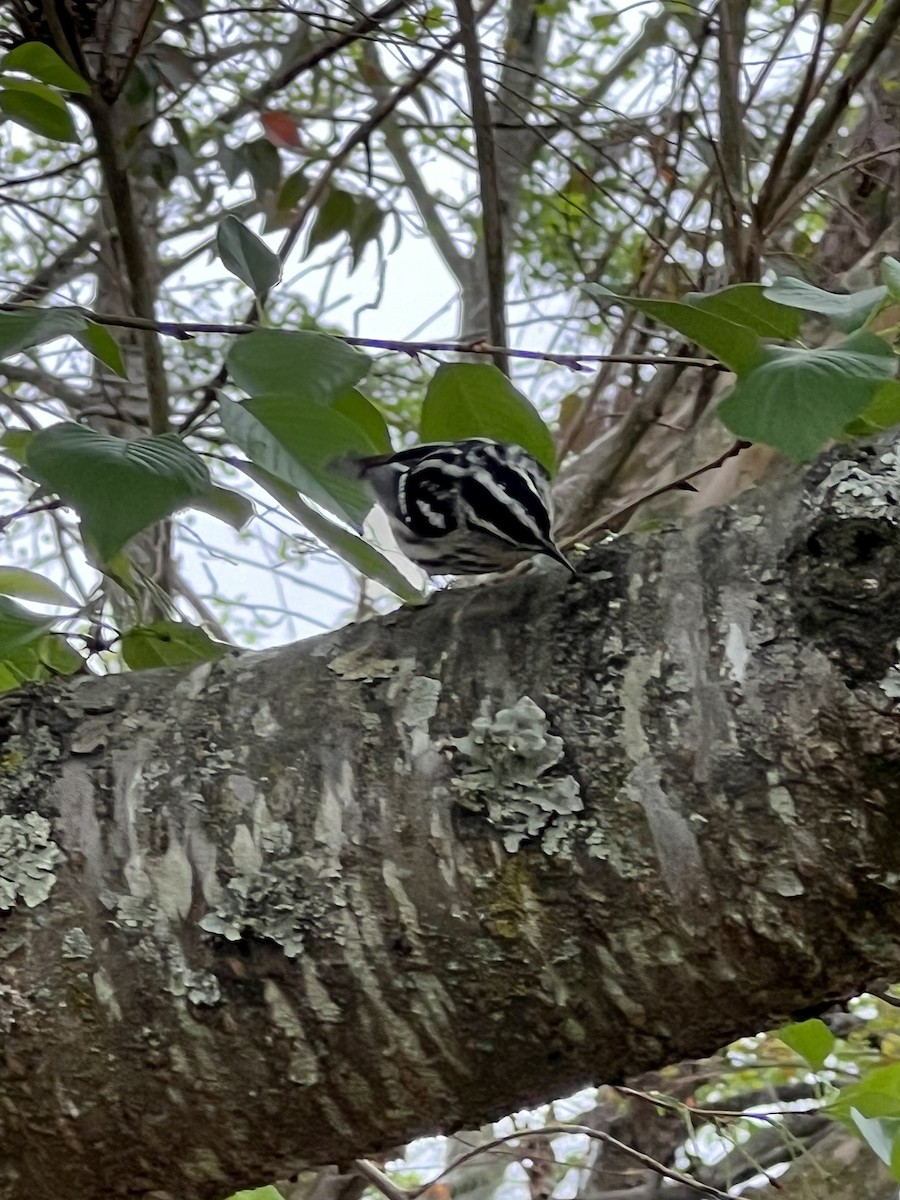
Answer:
328;648;415;682
880;638;900;698
451;696;582;853
61;927;93;959
0;812;63;910
398;675;442;728
817;447;900;519
264;979;320;1085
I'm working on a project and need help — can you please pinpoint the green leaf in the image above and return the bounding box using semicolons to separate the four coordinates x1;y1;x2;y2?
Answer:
843;380;900;436
27;425;212;561
420;363;556;474
684;283;802;339
776;1018;834;1070
239;462;425;605
882;256;900;303
0;79;79;143
764;278;888;333
188;485;254;531
828;1064;900;1122
242;137;281;197
332;387;392;452
0;307;86;360
584;283;764;374
219;397;376;528
0;429;34;463
277;167;308;211
849;1108;898;1169
0;567;79;607
0;633;83;694
227;330;370;401
349;196;385;271
74;321;127;378
216;215;282;296
306;187;357;256
121;621;228;670
223;1188;285;1200
717;331;899;459
2;43;91;94
0;595;57;658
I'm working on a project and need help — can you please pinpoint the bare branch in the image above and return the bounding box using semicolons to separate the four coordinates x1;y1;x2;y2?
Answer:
757;0;900;222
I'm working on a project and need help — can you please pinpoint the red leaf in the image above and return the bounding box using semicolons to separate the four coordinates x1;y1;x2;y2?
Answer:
261;110;301;148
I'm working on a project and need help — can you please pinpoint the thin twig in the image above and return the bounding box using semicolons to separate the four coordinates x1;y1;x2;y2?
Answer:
563;439;751;548
352;1161;410;1200
0;305;724;370
764;140;900;233
220;0;414;125
400;1124;733;1200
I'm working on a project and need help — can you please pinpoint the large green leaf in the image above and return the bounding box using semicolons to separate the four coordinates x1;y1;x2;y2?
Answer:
122;621;229;670
0;595;56;658
2;43;91;93
219;397;376;528
332;387;392;452
843;380;900;437
0;79;79;142
420;363;557;474
227;330;370;401
584;283;764;374
0;567;79;607
684;283;802;339
27;425;213;561
828;1063;900;1122
239;462;425;605
717;331;898;459
216;215;282;295
776;1018;834;1070
764;278;888;333
0;307;86;360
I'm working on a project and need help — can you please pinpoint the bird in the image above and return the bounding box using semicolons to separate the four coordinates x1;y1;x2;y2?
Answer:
351;437;575;577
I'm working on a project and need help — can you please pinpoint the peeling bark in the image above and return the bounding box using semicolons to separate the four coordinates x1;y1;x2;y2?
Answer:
2;440;900;1199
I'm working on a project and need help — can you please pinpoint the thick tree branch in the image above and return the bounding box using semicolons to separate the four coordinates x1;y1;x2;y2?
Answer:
85;95;169;432
716;0;749;279
2;438;900;1198
455;0;509;369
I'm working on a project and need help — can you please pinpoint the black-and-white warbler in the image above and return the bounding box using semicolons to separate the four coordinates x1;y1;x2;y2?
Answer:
354;438;575;577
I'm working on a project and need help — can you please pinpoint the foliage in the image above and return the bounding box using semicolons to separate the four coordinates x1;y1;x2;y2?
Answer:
2;0;900;1194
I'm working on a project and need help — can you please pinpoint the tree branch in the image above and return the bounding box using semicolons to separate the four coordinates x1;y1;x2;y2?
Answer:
756;0;900;223
2;437;900;1197
716;0;749;279
0;304;724;369
85;95;169;432
455;0;508;369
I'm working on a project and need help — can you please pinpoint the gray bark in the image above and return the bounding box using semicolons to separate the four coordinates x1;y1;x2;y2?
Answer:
2;438;900;1199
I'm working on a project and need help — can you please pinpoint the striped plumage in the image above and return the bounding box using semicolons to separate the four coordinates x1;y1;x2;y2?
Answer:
356;438;574;577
